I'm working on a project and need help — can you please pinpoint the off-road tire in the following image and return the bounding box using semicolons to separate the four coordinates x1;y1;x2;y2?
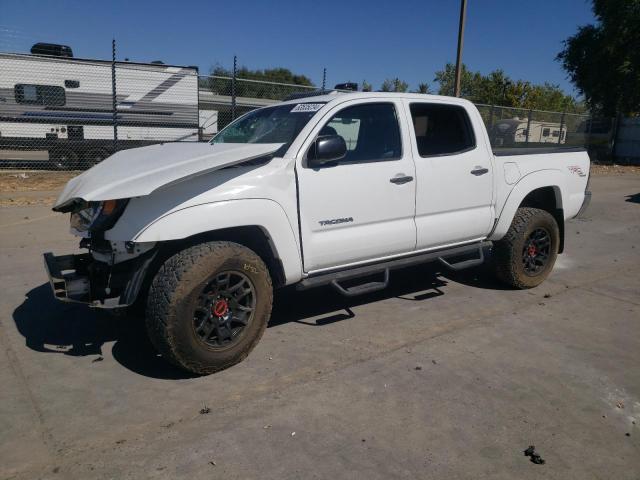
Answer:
146;241;273;375
491;207;559;289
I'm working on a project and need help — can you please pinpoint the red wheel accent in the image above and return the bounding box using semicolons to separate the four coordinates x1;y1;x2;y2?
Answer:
213;299;229;317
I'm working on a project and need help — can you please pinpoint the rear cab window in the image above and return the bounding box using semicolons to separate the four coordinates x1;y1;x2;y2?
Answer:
409;103;475;156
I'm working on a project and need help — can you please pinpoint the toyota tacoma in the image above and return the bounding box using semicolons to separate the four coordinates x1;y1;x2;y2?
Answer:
44;92;591;374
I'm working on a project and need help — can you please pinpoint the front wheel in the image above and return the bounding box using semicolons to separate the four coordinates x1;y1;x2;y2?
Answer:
490;207;560;289
146;241;273;375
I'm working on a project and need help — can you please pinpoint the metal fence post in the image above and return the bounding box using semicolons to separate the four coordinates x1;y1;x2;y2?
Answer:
111;39;118;152
558;111;566;145
231;55;237;121
525;109;532;145
610;113;621;160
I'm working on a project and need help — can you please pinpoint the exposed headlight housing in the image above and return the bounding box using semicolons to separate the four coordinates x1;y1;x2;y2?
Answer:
70;199;128;232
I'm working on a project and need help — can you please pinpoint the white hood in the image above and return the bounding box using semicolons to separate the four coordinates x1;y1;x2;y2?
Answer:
54;142;283;209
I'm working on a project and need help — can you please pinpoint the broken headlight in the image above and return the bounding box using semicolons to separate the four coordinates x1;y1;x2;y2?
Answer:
70;199;128;232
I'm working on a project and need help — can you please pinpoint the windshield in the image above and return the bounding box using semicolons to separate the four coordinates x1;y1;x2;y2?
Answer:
211;103;326;152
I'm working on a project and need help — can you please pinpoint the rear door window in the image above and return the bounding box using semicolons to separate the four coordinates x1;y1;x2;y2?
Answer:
409;103;475;156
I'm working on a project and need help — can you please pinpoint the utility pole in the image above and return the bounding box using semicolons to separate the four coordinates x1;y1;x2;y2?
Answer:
454;0;467;97
111;38;118;151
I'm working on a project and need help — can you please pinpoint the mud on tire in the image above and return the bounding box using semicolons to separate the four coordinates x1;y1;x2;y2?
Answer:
146;241;273;375
491;207;560;289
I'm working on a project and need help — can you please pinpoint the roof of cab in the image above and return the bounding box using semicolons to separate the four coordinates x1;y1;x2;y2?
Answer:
279;91;475;108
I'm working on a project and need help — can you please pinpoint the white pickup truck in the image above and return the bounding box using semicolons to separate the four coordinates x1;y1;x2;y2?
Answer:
44;92;591;374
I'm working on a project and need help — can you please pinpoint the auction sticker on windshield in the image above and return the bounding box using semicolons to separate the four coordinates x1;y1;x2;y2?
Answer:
290;103;324;113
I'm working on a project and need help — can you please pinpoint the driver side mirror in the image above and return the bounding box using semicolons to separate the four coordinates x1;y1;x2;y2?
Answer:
307;135;347;167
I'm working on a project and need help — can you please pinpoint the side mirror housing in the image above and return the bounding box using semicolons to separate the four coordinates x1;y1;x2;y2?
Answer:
307;135;347;167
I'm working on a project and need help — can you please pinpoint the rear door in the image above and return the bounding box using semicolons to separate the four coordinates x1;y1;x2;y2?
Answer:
296;99;417;272
404;101;494;249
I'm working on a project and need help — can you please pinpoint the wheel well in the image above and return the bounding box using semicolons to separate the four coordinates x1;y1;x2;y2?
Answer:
519;186;565;253
130;226;286;315
162;226;286;287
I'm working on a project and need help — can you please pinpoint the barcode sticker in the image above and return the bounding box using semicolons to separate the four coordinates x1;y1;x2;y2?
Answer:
290;103;324;113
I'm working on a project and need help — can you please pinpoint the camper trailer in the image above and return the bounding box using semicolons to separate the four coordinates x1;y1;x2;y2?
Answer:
0;47;199;168
490;118;567;147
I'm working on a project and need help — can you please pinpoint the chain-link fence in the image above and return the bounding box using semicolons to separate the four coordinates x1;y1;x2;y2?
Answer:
0;49;617;170
474;104;615;162
197;75;317;139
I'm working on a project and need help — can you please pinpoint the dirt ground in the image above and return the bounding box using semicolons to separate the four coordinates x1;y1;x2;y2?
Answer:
0;171;78;208
0;171;78;193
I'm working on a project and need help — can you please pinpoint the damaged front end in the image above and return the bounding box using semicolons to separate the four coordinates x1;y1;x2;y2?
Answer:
44;239;157;308
44;197;157;308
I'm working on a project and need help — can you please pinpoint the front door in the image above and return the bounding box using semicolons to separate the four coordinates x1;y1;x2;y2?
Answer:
296;99;417;272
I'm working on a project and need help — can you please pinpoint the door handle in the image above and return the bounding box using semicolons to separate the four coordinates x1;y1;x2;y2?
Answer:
470;166;489;176
390;175;414;185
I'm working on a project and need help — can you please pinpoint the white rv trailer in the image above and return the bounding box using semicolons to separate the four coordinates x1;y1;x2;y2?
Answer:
490;118;567;147
0;50;199;168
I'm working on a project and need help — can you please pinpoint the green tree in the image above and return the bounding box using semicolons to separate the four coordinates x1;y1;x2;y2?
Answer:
434;63;583;113
361;80;372;92
434;63;481;98
202;64;315;100
557;0;640;115
416;82;430;94
381;78;409;92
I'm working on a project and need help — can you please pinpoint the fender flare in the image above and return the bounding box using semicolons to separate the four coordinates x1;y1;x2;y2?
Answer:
489;169;567;241
133;199;303;284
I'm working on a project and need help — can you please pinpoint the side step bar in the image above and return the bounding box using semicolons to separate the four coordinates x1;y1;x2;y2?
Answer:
297;241;491;295
438;246;484;271
331;269;390;297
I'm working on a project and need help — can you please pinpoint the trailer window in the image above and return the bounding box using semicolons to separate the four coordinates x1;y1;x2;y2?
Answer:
542;128;550;137
15;84;66;106
409;103;475;156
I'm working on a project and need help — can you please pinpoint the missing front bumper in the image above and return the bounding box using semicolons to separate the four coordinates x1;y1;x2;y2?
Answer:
43;252;92;303
43;250;156;308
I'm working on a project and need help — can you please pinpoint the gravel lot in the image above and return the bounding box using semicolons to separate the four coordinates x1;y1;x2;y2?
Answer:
0;171;639;479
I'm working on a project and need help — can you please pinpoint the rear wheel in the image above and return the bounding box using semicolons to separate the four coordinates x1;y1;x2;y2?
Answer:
146;241;273;375
491;207;559;289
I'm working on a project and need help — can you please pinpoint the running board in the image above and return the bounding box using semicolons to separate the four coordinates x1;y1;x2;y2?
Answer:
297;241;492;294
438;246;484;271
331;269;390;297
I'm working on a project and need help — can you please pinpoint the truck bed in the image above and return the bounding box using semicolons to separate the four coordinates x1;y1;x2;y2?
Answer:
493;146;587;156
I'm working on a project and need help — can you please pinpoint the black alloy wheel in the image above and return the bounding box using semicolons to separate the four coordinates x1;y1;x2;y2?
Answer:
522;227;551;276
193;271;256;349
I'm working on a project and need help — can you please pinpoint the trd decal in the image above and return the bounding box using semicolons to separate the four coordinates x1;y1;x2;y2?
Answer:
568;165;587;177
319;217;354;227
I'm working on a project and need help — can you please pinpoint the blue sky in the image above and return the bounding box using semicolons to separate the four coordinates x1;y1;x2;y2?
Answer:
0;0;595;96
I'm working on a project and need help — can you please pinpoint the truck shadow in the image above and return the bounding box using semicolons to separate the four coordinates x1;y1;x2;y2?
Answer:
626;193;640;204
13;264;507;380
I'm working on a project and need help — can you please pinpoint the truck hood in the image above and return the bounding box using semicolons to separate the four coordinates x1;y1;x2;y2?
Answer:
53;142;283;210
